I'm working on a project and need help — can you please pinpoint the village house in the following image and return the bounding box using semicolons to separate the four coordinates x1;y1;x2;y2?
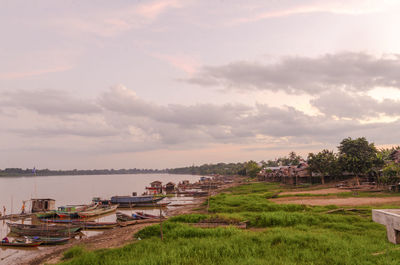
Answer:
31;198;55;213
165;182;175;193
258;162;312;185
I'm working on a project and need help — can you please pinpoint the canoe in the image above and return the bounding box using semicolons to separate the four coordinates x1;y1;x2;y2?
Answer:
56;204;97;219
8;223;81;237
40;219;117;229
100;196;164;207
35;211;57;219
0;241;42;247
78;204;118;218
133;202;171;208
134;212;162;219
27;236;70;245
116;211;140;222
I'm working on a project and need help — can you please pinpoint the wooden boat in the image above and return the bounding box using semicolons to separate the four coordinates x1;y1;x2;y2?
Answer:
56;204;97;219
0;241;42;247
40;219;117;229
7;223;81;237
134;202;171;208
116;211;140;222
26;236;70;245
134;212;162;219
35;211;57;219
95;195;164;207
78;204;118;218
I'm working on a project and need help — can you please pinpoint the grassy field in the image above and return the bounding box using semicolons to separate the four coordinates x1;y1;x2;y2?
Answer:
58;182;400;265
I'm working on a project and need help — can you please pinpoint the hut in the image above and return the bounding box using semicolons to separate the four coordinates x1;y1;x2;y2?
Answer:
31;198;55;213
165;182;175;193
150;180;163;193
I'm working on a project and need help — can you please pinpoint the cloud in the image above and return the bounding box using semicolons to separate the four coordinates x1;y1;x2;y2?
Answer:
187;52;400;94
311;90;400;119
2;85;400;157
0;89;100;116
232;0;393;25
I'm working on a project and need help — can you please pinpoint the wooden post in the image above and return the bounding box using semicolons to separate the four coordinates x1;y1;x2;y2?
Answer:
206;180;211;213
159;203;163;241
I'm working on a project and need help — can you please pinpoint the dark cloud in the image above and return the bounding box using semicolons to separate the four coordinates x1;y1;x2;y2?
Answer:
187;52;400;94
99;85;251;127
2;86;400;155
311;90;400;119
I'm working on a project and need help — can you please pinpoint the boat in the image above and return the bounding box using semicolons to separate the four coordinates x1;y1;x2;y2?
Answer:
134;202;171;208
7;223;81;237
116;211;163;222
134;211;162;219
78;204;118;218
116;211;141;222
35;211;57;219
56;204;97;219
0;240;42;247
26;236;70;245
94;195;164;208
40;219;118;229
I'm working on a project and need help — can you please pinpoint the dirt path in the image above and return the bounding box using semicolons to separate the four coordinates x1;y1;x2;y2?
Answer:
279;188;345;195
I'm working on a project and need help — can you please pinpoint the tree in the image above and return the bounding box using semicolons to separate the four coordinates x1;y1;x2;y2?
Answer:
382;162;400;189
244;160;261;178
307;150;338;184
338;137;378;185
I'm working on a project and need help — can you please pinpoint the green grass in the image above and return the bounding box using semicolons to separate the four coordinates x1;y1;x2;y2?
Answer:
277;191;400;198
58;182;400;265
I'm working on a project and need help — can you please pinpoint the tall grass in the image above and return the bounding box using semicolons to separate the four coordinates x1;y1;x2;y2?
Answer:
58;182;400;265
59;223;400;265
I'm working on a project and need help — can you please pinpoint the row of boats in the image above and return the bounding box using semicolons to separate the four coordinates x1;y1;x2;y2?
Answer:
1;194;180;247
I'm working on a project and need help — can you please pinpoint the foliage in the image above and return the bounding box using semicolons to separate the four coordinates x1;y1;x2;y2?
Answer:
244;160;261;178
338;137;378;184
167;162;246;175
307;149;339;184
381;162;400;185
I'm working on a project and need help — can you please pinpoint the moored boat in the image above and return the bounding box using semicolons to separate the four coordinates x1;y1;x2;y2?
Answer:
56;204;97;219
35;211;57;219
134;202;171;208
40;219;118;229
27;236;70;245
134;211;162;219
78;204;118;218
0;241;42;247
94;195;164;208
7;223;81;237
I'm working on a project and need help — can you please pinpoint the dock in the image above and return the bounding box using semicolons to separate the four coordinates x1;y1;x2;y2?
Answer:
372;209;400;244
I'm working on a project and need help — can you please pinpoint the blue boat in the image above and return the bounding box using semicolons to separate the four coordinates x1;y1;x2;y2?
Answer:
93;195;164;208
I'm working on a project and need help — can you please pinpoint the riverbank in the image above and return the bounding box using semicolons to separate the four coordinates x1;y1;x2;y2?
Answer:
51;181;400;265
18;180;242;265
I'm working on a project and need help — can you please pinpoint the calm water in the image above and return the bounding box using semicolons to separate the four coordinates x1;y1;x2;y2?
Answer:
0;173;200;264
0;173;200;214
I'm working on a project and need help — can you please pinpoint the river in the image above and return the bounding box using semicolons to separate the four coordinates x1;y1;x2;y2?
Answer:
0;173;201;264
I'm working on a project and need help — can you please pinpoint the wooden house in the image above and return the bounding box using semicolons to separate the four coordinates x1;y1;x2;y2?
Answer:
149;180;163;193
165;182;175;193
31;198;55;213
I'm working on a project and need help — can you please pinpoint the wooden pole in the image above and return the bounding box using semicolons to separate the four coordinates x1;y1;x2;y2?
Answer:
159;204;163;241
206;180;211;214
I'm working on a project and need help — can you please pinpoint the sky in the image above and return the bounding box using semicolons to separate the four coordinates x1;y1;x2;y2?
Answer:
1;0;400;169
